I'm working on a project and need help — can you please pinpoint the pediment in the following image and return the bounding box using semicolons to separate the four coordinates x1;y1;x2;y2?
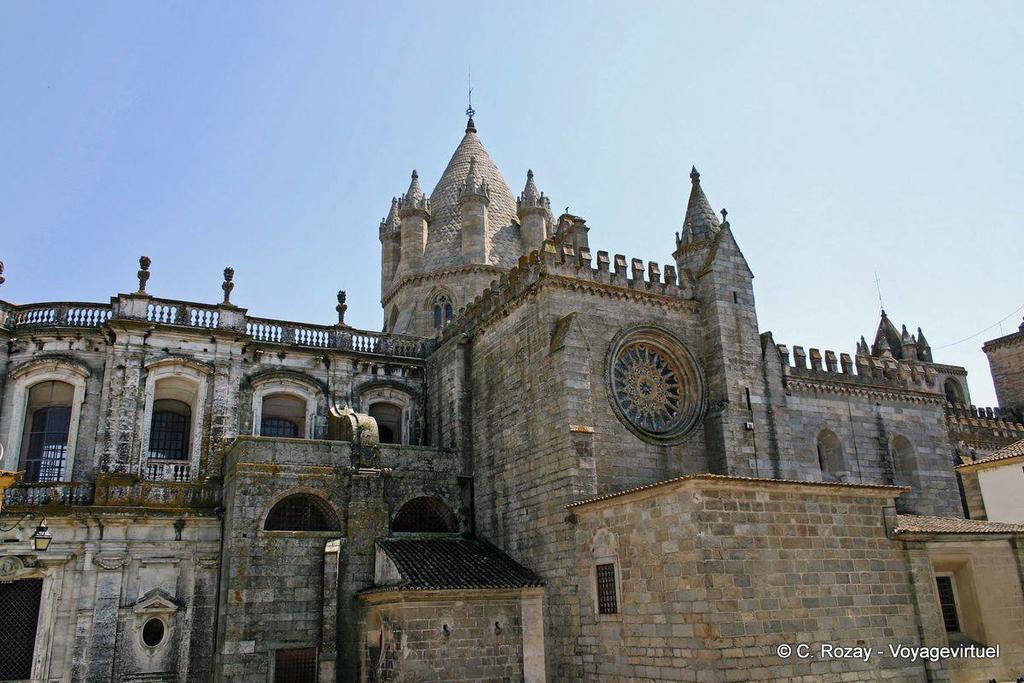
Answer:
132;588;181;614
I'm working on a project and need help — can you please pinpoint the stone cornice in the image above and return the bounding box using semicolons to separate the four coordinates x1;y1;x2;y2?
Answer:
983;328;1024;352
785;376;945;405
382;265;509;306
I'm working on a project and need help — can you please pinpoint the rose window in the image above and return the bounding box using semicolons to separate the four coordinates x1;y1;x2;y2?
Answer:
607;327;706;443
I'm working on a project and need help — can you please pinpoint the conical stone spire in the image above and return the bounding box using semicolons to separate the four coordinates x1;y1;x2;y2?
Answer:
398;170;429;215
459;156;489;202
522;169;539;202
679;166;721;245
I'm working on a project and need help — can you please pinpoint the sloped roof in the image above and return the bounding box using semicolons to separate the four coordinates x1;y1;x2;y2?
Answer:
955;437;1024;470
894;514;1024;535
425;125;521;269
373;538;543;591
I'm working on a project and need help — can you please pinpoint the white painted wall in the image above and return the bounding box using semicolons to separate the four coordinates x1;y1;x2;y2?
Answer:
978;462;1024;523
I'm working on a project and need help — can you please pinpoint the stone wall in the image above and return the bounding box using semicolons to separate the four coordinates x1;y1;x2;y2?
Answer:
357;590;536;682
985;326;1024;414
571;477;929;682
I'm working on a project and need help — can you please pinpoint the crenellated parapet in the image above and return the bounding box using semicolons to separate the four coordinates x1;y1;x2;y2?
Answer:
774;341;946;401
437;239;695;343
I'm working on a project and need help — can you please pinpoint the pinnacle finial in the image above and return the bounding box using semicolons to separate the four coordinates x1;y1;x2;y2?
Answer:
690;166;700;184
720;208;728;222
222;266;235;304
336;290;348;327
466;68;476;133
137;255;152;294
0;260;5;288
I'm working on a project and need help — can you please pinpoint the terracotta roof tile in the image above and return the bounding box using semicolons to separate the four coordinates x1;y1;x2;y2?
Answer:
955;438;1024;470
894;514;1024;535
372;538;543;591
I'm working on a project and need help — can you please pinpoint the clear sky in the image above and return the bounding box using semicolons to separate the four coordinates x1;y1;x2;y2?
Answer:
1;2;1021;406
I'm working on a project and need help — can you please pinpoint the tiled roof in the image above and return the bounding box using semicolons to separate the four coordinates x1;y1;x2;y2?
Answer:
955;438;1024;470
373;538;543;591
567;473;907;510
894;514;1024;535
425;128;521;269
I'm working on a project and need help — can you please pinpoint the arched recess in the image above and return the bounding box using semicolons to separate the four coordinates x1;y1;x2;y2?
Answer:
356;382;415;446
248;371;322;440
816;429;845;482
943;378;965;405
891;434;917;488
264;492;341;532
140;358;212;481
391;496;458;533
4;356;90;480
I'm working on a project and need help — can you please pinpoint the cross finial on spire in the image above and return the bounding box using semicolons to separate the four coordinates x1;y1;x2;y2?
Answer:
465;68;476;133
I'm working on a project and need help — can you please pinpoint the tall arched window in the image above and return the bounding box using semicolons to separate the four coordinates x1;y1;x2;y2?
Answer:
149;399;191;460
260;392;306;438
368;402;403;445
21;381;74;483
891;435;916;486
264;494;340;532
391;496;458;533
432;294;454;331
816;429;845;481
943;379;965;405
148;375;197;460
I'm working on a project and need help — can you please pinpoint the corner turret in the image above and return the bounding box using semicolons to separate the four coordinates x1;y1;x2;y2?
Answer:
459;157;490;263
397;170;430;276
380;197;401;298
517;169;551;250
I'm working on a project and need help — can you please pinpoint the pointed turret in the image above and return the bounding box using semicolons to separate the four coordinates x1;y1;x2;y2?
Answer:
677;166;721;246
517;169;551;250
901;324;918;361
916;327;933;362
380;197;402;295
397;170;430;276
459;156;490;263
871;310;901;358
857;336;871;356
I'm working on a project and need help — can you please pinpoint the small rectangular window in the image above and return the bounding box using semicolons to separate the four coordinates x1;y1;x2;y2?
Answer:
935;575;961;633
733;291;739;304
274;647;317;682
596;563;618;615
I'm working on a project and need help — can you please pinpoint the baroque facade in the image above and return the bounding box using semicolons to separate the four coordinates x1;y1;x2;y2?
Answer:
1;114;1024;682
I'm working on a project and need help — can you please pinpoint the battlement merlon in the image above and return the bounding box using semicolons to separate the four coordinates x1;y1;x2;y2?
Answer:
436;238;697;344
771;340;963;395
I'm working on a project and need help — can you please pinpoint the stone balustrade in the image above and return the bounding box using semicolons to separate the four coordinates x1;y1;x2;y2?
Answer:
144;459;192;483
4;481;95;507
1;297;430;358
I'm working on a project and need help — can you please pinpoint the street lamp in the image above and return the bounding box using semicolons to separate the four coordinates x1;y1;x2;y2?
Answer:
0;513;53;552
30;518;52;552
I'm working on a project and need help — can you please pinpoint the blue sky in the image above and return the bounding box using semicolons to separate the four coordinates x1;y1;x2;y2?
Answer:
1;2;1020;405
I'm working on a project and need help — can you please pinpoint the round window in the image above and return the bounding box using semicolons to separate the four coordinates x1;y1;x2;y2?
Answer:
142;618;165;647
607;326;706;444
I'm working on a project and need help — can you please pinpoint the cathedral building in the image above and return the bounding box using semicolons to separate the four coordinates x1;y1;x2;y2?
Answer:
1;113;1023;682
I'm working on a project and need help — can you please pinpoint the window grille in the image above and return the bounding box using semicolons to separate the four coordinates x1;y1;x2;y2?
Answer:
0;579;43;680
23;406;71;482
149;402;190;460
274;647;317;683
391;496;458;533
261;417;300;438
935;576;961;633
264;495;340;532
596;563;618;615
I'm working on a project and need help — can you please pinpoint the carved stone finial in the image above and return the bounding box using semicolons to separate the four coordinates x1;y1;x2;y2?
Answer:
0;260;5;288
222;267;234;304
336;290;348;327
690;166;700;184
720;208;728;222
137;255;152;294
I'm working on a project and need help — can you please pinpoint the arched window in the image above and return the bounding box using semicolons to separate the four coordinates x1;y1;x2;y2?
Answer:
891;435;916;486
20;381;74;483
816;429;845;481
149;399;191;460
943;379;964;405
260;392;306;438
369;402;403;445
264;494;340;532
432;294;454;331
391;496;458;533
147;377;198;461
